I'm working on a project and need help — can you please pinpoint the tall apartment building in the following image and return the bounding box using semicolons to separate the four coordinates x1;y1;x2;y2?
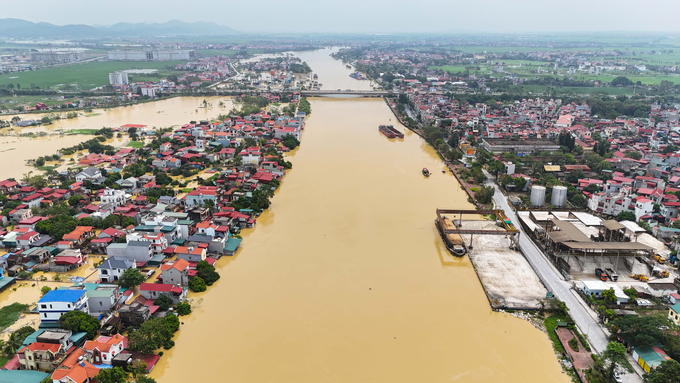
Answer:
109;71;129;85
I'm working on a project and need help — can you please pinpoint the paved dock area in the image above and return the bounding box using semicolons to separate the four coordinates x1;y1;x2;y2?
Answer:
462;220;547;309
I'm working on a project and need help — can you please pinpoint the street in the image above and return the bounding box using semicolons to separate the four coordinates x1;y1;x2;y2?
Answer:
483;171;643;383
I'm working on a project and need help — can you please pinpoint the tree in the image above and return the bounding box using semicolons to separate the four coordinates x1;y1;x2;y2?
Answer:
565;169;585;184
155;294;172;311
615;315;671;347
136;377;157;383
96;367;128;383
513;177;527;191
119;268;146;289
584;184;600;193
189;276;207;292
617;211;636;222
475;186;495;204
601;342;632;381
68;195;83;206
176;302;191;316
35;157;45;167
129;360;148;378
602;288;617;304
663;144;679;154
571;193;587;208
41;286;51;296
611;76;633;87
196;260;220;286
3;326;34;357
128;316;179;354
645;359;680;383
624;151;642;160
59;311;101;339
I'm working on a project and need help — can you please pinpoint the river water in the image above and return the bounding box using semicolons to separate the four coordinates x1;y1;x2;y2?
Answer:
149;50;569;382
0;49;569;382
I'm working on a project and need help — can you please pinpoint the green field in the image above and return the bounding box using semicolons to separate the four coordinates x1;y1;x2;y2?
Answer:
127;141;145;148
0;61;187;90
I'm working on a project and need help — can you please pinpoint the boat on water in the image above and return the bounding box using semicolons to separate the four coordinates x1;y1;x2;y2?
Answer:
378;124;404;139
422;168;430;177
435;216;466;256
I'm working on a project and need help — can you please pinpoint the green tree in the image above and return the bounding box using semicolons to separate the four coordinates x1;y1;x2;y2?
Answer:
614;315;668;347
571;193;587;208
40;286;51;296
196;260;220;286
136;377;157;383
119;268;146;289
663;144;679;154
3;326;34;357
475;186;495;204
129;360;147;378
645;359;680;383
624;151;642;160
513;177;527;190
154;294;172;311
35;157;45;167
601;342;633;381
176;302;192;316
189;276;207;292
602;288;617;304
58;311;101;339
617;211;636;222
68;195;83;206
128;316;179;354
95;367;128;383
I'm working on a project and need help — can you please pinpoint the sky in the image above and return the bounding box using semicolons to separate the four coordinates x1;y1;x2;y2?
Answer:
1;0;680;34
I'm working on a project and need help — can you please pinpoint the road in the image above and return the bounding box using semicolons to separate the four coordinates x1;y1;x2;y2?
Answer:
483;171;642;383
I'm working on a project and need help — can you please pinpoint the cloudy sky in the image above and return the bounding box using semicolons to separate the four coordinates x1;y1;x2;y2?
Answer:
1;0;678;33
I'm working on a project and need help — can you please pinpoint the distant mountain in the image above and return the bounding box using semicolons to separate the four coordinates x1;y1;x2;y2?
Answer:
0;18;103;38
0;18;239;38
102;20;239;36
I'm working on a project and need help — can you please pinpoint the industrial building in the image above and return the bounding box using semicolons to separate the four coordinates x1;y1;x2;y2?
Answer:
518;211;655;279
30;50;80;63
481;138;560;155
108;49;195;61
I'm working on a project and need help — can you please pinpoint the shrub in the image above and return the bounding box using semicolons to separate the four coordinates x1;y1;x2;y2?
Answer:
189;276;207;292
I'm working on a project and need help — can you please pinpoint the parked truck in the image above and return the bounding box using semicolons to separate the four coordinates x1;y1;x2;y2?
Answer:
595;268;609;282
605;268;619;282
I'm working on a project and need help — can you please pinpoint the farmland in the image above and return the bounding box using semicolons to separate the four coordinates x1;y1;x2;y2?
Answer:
0;60;186;90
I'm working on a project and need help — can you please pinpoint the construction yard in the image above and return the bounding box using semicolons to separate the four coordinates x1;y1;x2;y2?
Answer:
461;220;548;309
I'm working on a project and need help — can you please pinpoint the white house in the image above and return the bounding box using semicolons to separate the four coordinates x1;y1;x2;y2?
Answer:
97;256;136;283
38;289;89;324
75;167;102;183
100;188;127;207
83;334;126;365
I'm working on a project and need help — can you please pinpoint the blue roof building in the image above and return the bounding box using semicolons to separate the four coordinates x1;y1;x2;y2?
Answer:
38;289;89;324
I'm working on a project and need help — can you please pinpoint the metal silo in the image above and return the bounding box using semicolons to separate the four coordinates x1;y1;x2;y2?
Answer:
551;185;568;207
530;185;546;206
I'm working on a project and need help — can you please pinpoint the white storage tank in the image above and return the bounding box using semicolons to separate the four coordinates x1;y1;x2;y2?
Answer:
551;185;568;207
530;185;546;206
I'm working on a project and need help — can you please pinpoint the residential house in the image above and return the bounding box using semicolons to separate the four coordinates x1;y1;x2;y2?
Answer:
159;259;191;286
38;289;89;324
139;283;187;304
97;257;136;283
75;167;102;183
83;334;126;365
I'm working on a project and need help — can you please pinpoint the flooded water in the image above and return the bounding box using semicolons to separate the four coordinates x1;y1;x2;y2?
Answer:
0;49;568;382
0;97;233;179
295;47;375;90
150;50;569;382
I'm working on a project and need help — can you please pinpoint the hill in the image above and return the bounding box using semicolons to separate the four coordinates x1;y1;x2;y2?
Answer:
0;18;239;38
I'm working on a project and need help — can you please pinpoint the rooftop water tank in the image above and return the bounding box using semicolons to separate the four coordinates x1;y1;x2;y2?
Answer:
551;185;568;207
530;185;546;206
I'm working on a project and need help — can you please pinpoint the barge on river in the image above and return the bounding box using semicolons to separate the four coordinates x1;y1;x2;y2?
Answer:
379;124;404;139
434;208;520;257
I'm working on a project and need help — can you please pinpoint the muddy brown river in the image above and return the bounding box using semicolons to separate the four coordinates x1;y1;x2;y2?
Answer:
1;49;569;382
